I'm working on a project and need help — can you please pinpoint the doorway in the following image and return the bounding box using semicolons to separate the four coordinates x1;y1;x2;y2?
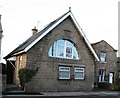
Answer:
7;60;15;84
109;72;114;84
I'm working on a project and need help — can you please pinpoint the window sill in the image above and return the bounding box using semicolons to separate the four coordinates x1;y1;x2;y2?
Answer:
98;81;107;83
58;78;72;81
49;56;79;60
100;61;107;64
74;79;85;81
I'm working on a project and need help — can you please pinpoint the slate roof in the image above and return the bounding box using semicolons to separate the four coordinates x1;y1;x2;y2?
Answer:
4;10;99;61
4;11;70;59
91;40;117;51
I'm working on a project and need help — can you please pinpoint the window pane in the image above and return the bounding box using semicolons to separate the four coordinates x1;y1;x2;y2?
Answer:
73;48;79;59
49;42;57;57
100;52;106;62
53;42;57;56
74;68;84;79
57;40;64;45
66;40;73;46
59;71;70;79
100;57;105;62
75;72;84;79
57;45;64;57
66;47;72;58
59;67;70;79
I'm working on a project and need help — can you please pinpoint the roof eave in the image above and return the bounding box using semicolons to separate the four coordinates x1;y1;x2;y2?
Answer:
4;50;25;60
12;50;25;56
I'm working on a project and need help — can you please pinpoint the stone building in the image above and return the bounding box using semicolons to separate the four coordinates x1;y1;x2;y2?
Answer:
92;40;117;85
4;10;99;91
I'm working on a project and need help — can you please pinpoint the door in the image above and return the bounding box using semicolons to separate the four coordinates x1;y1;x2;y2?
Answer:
109;72;114;84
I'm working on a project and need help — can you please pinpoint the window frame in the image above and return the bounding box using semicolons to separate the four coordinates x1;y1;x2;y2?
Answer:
74;67;85;80
49;39;79;60
99;52;107;63
59;66;70;80
98;69;106;82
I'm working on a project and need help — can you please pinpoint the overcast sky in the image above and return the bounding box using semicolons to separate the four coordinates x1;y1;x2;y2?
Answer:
0;0;119;62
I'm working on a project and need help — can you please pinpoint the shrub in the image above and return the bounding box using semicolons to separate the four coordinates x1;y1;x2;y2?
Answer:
18;68;38;90
114;78;120;91
98;82;112;90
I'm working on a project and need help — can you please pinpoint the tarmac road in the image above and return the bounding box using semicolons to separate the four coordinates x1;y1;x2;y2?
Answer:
1;95;119;98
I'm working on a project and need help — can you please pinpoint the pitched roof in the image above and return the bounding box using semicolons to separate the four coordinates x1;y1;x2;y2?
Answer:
91;40;117;51
5;10;99;61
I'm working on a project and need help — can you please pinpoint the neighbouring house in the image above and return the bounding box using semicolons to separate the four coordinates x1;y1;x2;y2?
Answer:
1;63;7;91
4;10;100;92
92;40;117;85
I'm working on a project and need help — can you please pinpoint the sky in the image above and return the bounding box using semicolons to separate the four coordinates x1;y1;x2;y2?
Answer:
0;0;119;63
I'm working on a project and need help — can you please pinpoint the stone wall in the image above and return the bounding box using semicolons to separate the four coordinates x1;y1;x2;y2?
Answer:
26;17;95;91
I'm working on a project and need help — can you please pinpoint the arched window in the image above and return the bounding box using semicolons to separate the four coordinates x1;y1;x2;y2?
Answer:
48;39;79;60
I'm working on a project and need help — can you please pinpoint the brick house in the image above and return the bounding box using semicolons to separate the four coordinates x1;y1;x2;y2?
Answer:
92;40;117;85
4;10;100;91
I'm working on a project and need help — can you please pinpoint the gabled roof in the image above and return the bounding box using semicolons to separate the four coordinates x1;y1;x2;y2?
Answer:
91;40;117;52
5;10;99;61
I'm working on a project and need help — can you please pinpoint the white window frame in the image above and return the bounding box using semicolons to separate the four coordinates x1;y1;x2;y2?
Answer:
59;66;70;79
100;52;107;62
98;69;106;82
74;67;84;80
49;40;79;60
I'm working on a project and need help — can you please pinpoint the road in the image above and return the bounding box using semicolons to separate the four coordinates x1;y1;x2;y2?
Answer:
1;95;119;98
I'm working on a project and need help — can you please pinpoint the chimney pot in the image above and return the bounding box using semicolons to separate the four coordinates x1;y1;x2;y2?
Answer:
32;27;38;35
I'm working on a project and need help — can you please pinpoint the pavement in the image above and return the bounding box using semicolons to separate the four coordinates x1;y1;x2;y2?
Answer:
3;90;120;96
2;85;120;96
41;91;119;96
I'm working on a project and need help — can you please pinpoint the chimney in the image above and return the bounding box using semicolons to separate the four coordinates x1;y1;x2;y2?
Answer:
32;27;38;35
